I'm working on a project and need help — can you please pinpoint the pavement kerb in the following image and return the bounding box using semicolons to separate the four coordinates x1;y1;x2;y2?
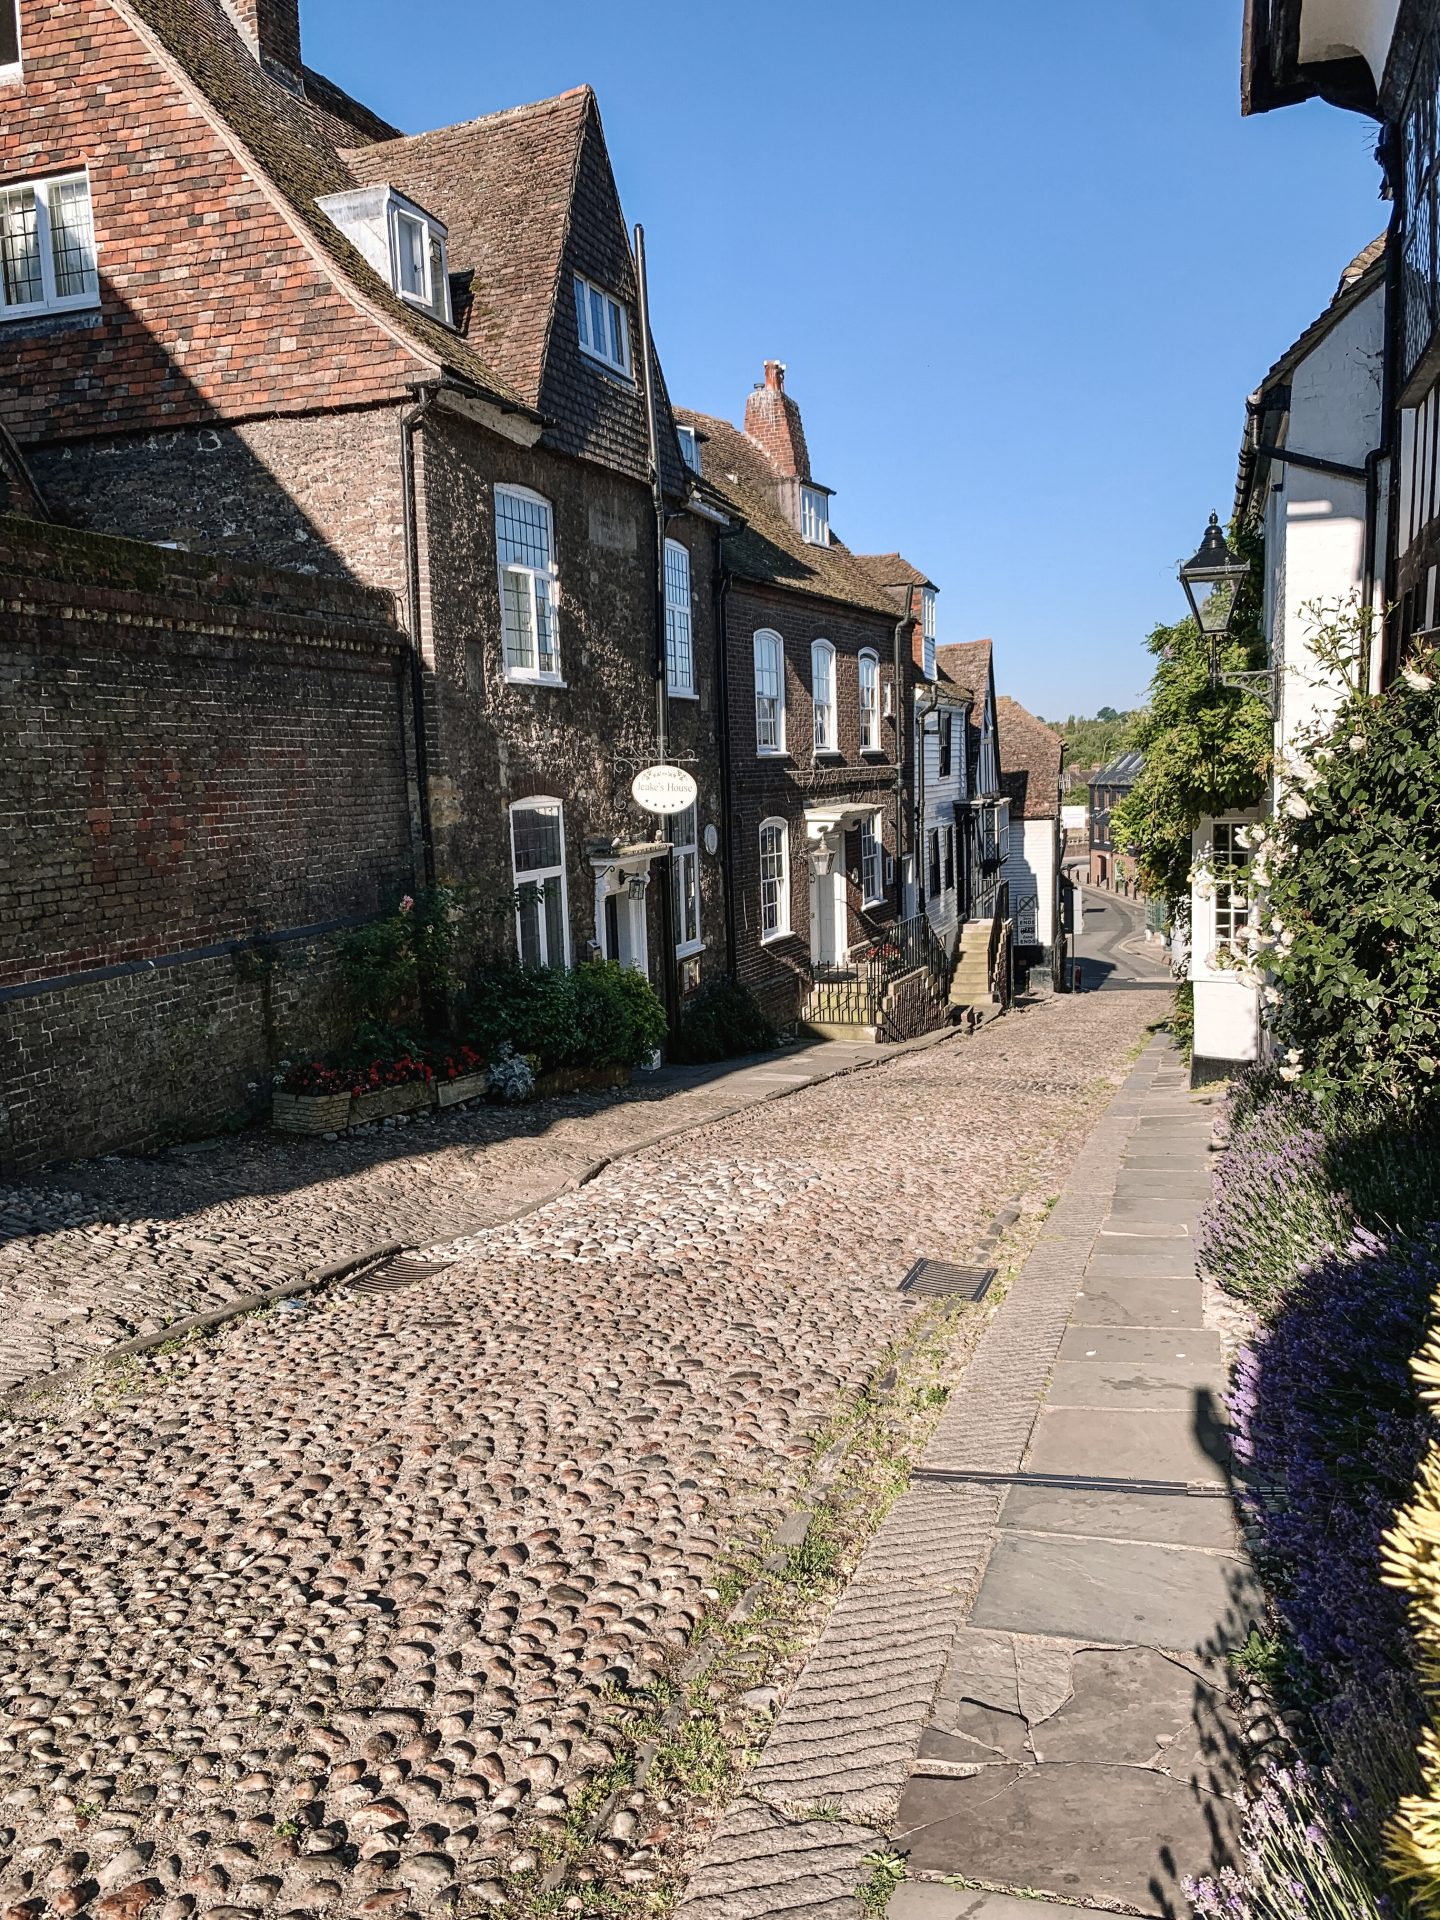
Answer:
0;1018;975;1420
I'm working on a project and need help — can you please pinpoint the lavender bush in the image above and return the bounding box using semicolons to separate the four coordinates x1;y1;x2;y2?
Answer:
1187;1764;1386;1919
1199;1084;1355;1316
1231;1227;1435;1708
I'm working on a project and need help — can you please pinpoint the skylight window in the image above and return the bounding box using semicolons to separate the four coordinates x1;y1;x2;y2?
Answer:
1;0;20;74
574;273;631;377
800;486;829;547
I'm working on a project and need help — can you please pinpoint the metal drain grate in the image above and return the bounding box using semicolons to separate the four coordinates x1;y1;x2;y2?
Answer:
349;1253;455;1297
899;1260;996;1302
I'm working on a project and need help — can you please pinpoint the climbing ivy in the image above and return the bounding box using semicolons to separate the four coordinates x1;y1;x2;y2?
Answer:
1111;519;1272;912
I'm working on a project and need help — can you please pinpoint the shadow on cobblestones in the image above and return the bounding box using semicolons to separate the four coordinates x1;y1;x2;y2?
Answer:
0;994;1162;1917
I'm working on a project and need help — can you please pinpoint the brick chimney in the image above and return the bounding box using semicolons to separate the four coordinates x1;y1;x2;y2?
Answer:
223;0;304;87
743;360;811;479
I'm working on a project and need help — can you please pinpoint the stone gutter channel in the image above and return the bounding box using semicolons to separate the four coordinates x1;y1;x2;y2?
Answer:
0;1021;971;1422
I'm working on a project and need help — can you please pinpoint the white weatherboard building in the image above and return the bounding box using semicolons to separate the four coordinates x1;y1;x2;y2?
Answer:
1189;238;1385;1080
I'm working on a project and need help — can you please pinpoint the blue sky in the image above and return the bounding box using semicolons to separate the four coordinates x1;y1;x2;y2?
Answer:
302;0;1385;720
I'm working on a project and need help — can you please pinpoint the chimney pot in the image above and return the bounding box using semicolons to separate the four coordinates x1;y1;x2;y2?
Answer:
764;360;785;391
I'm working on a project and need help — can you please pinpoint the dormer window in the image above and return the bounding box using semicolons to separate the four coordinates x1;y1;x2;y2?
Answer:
1;0;20;75
800;486;829;547
0;173;99;320
388;200;450;323
921;586;937;680
574;272;631;377
316;185;452;326
676;424;702;473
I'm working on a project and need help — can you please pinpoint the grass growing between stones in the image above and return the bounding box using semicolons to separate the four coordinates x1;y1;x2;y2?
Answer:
507;1295;983;1918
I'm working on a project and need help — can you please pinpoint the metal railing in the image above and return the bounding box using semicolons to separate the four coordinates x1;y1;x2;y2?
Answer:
801;914;954;1034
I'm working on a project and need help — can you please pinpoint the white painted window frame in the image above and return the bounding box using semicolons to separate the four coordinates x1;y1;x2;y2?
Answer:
388;198;451;324
800;486;829;547
759;816;791;941
574;271;632;378
495;483;562;685
1;0;21;80
811;638;837;753
921;586;938;680
1211;821;1254;949
672;800;703;958
858;649;880;751
664;537;696;697
0;169;100;321
860;811;883;906
509;796;570;969
754;628;786;755
675;423;701;473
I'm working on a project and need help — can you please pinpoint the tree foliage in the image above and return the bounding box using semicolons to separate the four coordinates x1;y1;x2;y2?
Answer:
1111;519;1272;908
1257;649;1440;1114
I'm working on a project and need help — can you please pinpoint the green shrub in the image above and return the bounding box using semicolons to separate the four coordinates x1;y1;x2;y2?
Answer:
1170;980;1194;1063
1260;646;1440;1117
462;960;666;1074
671;976;778;1064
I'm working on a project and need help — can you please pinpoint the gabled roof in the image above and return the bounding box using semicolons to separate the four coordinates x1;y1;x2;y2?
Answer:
853;552;937;617
121;0;531;411
0;420;49;519
1235;233;1386;521
936;639;992;704
996;697;1064;820
346;91;590;413
676;410;900;619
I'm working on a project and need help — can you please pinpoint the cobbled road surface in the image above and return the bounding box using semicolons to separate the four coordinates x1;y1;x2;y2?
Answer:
0;993;1157;1919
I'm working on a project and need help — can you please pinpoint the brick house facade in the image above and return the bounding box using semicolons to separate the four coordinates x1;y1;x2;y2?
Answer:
1;0;728;1033
677;369;936;1031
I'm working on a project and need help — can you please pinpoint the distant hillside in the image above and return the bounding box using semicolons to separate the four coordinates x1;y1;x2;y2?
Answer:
1032;708;1139;801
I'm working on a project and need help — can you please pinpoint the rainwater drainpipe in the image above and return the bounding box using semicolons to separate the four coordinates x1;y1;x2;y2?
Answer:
401;382;441;892
633;224;680;1036
715;550;738;974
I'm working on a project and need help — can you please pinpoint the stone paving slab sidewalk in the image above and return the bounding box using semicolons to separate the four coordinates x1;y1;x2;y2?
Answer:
0;1037;885;1397
0;991;1161;1920
679;1037;1253;1920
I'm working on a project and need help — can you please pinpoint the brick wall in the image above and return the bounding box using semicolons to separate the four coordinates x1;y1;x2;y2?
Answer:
0;517;417;1168
724;581;902;1024
0;0;422;449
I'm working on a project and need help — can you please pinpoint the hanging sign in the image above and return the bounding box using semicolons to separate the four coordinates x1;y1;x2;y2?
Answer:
631;764;698;816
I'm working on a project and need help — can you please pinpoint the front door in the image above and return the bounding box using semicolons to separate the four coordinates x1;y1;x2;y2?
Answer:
609;880;649;978
809;859;845;969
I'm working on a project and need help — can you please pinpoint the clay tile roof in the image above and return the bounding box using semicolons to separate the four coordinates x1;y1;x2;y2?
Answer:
995;696;1064;820
935;638;992;702
854;551;935;593
676;410;901;620
346;90;592;410
124;0;527;410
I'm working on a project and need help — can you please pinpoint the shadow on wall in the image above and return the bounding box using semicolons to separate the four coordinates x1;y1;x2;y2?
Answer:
11;279;386;588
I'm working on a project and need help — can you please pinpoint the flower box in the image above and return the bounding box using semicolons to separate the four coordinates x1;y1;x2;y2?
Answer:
272;1091;352;1136
533;1063;633;1099
350;1080;433;1125
436;1070;489;1109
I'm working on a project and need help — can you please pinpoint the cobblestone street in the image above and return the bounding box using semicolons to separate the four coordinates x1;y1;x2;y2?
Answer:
0;993;1158;1919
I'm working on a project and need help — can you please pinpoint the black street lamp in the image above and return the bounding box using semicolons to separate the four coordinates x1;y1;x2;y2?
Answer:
1178;512;1250;682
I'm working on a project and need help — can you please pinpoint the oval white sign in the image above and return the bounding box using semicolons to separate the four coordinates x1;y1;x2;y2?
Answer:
631;764;698;816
